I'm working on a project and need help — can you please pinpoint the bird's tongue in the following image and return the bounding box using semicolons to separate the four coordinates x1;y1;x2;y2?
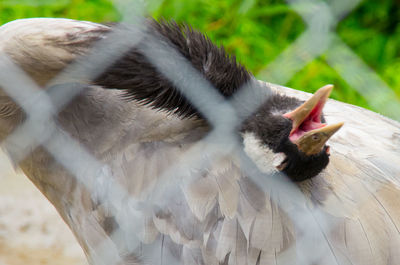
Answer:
288;102;326;141
289;122;326;142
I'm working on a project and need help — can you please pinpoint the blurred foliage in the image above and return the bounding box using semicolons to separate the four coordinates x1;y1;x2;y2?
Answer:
0;0;399;113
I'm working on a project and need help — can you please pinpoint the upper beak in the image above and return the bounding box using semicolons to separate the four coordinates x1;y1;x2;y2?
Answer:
284;85;343;155
284;84;333;135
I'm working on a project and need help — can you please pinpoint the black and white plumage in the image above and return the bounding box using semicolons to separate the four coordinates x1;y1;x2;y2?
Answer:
93;19;342;181
1;18;400;265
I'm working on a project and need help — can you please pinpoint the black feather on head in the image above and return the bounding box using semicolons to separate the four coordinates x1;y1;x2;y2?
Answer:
241;92;336;182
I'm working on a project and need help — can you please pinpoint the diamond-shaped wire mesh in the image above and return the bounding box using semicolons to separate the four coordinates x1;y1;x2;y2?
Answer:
0;0;399;265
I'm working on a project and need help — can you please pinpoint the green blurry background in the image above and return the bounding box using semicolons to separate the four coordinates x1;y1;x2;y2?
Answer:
1;0;399;114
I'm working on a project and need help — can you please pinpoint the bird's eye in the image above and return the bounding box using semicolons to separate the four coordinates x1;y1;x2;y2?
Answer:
311;134;320;141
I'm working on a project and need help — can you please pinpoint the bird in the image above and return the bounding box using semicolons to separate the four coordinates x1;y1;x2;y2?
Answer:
91;18;344;182
0;17;400;265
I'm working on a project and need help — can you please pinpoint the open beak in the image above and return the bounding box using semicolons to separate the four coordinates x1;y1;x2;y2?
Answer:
284;85;343;155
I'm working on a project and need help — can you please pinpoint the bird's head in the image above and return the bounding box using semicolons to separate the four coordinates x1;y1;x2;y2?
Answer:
241;85;343;182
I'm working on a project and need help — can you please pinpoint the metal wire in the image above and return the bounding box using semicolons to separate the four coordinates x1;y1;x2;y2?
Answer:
0;0;398;265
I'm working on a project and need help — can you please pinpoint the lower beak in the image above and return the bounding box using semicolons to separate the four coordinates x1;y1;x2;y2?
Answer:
295;122;344;155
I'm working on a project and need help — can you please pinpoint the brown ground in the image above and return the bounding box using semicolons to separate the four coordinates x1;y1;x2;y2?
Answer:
0;242;84;265
0;152;87;265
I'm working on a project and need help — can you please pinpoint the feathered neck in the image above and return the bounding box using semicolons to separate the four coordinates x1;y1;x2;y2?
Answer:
94;19;252;118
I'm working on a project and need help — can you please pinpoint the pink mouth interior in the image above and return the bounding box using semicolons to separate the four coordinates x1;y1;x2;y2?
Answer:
287;102;326;142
